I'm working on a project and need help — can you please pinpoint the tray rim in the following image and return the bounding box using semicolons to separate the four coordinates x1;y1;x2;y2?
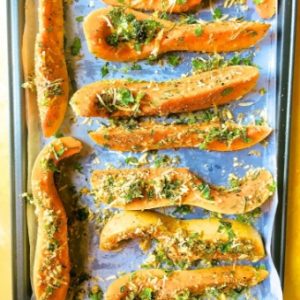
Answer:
271;0;298;285
7;0;297;298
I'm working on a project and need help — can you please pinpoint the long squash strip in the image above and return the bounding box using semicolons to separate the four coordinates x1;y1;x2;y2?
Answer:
71;66;259;118
89;122;272;152
102;0;202;13
32;137;82;300
105;266;268;300
83;7;270;62
254;0;276;19
101;211;265;262
103;0;276;18
91;167;274;214
35;0;69;137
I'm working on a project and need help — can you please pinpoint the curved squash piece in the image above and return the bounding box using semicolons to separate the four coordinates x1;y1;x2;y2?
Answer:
35;0;69;137
89;122;272;152
71;66;259;118
100;211;265;262
83;7;270;62
91;168;274;214
102;0;202;13
254;0;276;19
105;266;268;300
32;137;83;300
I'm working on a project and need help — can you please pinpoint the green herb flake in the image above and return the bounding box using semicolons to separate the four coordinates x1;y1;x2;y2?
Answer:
198;183;213;200
213;8;223;20
218;220;236;240
221;87;234;96
167;54;182;67
106;8;162;49
139;288;153;300
101;63;110;78
73;162;84;173
259;87;267;95
88;286;103;300
172;205;193;216
131;62;142;70
194;26;203;37
75;16;84;22
70;36;82;56
267;180;277;193
125;156;139;165
235;208;262;225
183;15;198;24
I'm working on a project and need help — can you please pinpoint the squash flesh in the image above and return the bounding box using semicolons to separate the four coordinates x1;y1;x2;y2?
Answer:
32;137;82;300
100;211;265;262
105;267;268;300
91;167;274;214
71;66;259;118
83;7;270;62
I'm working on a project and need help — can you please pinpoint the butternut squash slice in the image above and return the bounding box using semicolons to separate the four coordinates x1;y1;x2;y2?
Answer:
91;167;274;214
35;0;69;137
83;7;270;62
100;211;265;262
102;0;201;13
32;137;83;300
254;0;276;19
105;266;268;300
71;66;259;118
89;121;272;152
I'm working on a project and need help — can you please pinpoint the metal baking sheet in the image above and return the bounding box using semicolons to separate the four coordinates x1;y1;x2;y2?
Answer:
7;0;298;299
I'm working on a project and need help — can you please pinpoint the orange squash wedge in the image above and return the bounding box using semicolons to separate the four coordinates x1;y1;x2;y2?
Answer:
89;121;272;152
71;66;259;118
83;7;270;62
100;211;265;262
91;167;274;214
35;0;69;137
32;137;82;300
105;266;268;300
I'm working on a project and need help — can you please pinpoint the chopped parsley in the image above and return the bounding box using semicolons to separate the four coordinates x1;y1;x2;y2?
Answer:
96;88;145;114
235;208;262;225
253;0;264;4
221;87;234;96
106;8;162;50
101;63;110;78
267;180;277;193
172;205;193;216
197;183;213;200
194;26;203;37
125;156;139;166
212;8;223;20
40;79;64;106
70;36;82;56
176;0;187;4
130;62;142;70
183;15;198;24
217;220;236;240
139;288;153;300
192;53;254;73
167;54;182;67
75;16;84;22
156;177;183;200
199;125;250;149
73;162;83;173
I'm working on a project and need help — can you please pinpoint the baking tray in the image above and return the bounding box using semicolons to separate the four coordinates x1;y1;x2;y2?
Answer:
7;0;297;299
